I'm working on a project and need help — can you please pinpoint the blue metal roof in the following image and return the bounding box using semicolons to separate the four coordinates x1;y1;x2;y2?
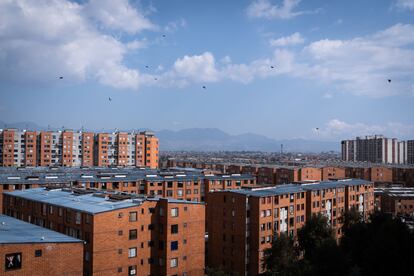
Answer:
0;215;82;244
4;188;203;214
220;179;371;197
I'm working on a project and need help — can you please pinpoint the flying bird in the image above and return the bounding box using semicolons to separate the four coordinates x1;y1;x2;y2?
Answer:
270;66;275;69
145;65;149;69
162;34;166;37
202;86;206;89
388;79;391;83
154;77;158;81
59;76;63;79
108;97;112;102
315;128;319;130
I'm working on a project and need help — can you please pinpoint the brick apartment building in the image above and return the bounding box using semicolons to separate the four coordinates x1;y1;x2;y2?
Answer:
0;129;159;169
0;167;256;215
0;214;83;275
206;179;374;276
3;188;205;276
375;187;414;216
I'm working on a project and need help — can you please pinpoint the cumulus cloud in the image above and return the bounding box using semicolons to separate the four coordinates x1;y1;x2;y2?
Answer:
84;0;156;34
299;23;414;97
0;0;154;90
270;32;304;47
314;119;414;140
246;0;317;20
395;0;414;10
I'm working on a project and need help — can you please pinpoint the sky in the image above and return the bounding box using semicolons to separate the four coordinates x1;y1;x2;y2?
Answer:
1;0;414;141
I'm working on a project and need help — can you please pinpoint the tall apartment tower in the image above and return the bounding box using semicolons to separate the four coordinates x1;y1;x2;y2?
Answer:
1;129;159;168
342;135;399;164
0;129;37;167
408;140;414;164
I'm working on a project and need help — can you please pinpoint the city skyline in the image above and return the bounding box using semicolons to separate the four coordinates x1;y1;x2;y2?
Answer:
1;0;414;141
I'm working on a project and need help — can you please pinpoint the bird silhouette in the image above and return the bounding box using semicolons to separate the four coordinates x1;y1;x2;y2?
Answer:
59;76;63;79
162;34;166;37
202;86;206;89
270;66;275;69
109;97;112;102
388;79;391;83
145;65;149;69
154;77;158;81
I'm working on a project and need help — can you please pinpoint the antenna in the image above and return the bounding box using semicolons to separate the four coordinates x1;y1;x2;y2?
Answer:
280;144;283;155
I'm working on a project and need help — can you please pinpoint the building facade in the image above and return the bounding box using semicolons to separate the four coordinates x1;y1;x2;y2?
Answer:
0;214;83;275
341;135;414;164
3;188;205;276
0;129;159;168
206;179;374;276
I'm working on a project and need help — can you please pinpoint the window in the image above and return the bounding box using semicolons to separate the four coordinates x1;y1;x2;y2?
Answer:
171;208;179;217
128;247;137;258
177;189;183;197
129;212;137;222
35;249;42;257
129;229;137;240
171;241;178;251
159;207;164;216
171;224;178;234
75;212;81;225
118;230;123;236
128;265;137;275
170;258;178;268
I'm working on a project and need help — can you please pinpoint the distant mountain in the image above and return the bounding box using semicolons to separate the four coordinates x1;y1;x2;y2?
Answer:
156;128;339;153
0;120;45;131
0;122;339;152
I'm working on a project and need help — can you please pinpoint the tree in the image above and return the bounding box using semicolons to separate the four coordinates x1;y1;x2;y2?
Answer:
297;213;349;276
262;233;299;276
341;212;414;276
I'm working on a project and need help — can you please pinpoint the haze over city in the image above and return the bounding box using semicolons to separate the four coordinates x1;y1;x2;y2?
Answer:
1;0;414;141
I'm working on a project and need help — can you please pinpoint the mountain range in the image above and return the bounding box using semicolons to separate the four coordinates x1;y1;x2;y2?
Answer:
0;121;339;152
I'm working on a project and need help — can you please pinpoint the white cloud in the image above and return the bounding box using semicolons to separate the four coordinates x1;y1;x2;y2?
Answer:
396;0;414;10
84;0;156;34
270;32;304;47
172;52;220;83
0;0;155;90
299;23;414;97
125;39;148;50
314;119;414;140
246;0;317;20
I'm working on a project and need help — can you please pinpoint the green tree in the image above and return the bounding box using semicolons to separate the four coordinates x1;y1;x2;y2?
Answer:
262;233;299;276
341;212;414;276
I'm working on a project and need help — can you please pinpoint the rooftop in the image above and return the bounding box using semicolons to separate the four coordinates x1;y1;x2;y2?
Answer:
0;214;82;244
4;188;202;215
0;166;254;185
220;179;371;197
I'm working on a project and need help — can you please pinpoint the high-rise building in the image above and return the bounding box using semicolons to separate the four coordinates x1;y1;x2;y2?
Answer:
342;135;399;164
0;129;159;168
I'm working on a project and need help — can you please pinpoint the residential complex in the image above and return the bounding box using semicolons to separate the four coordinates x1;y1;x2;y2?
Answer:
207;179;374;276
0;129;159;169
0;214;83;275
164;159;414;187
3;188;205;276
0;167;256;214
341;135;414;164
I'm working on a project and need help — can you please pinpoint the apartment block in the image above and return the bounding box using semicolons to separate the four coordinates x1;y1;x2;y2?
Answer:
375;187;414;216
408;140;414;164
206;179;374;276
0;129;159;168
0;214;83;275
3;188;205;276
0;167;255;215
321;166;346;180
342;135;400;164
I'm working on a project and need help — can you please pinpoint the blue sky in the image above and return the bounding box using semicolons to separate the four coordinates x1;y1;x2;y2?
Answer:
1;0;414;141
